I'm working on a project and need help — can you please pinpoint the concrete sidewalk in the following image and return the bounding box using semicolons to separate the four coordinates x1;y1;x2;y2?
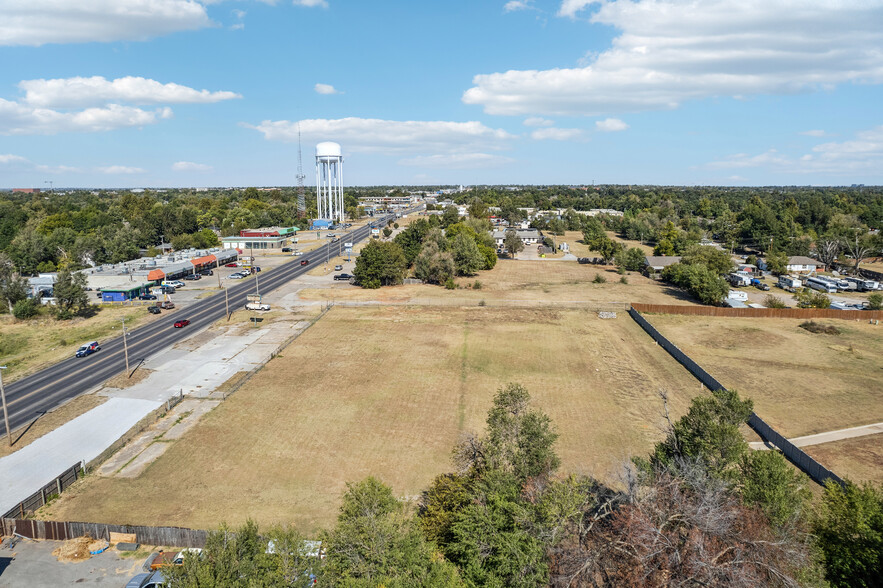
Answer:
750;422;883;450
0;397;161;516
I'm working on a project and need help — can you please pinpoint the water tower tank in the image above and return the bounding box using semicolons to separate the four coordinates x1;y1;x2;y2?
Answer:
316;141;342;160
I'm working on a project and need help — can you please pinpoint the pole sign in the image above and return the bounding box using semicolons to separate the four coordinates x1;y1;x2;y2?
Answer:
371;229;380;236
246;294;262;302
344;242;353;248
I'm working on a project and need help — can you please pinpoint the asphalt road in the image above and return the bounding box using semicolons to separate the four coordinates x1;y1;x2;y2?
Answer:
0;212;404;438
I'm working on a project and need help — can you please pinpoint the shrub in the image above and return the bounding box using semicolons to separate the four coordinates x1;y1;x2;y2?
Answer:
795;288;831;309
393;222;399;229
593;273;606;284
445;278;456;290
868;292;882;310
478;299;486;307
764;294;787;309
799;321;840;335
473;280;482;290
12;298;39;319
619;275;628;284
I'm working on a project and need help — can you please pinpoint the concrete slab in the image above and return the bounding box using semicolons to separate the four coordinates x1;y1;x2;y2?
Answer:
162;401;219;440
0;398;161;516
115;442;170;479
750;422;883;450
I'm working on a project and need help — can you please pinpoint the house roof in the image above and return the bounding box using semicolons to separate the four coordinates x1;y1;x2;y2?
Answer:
787;256;822;266
644;256;682;269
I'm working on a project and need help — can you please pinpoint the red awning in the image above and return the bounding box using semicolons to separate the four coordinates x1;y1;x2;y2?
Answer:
147;269;165;281
190;254;217;267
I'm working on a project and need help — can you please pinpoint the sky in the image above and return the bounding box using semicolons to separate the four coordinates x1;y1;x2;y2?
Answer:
1;0;883;188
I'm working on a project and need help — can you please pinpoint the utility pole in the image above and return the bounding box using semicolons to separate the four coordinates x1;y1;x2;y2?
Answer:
121;319;130;377
0;366;10;446
225;286;230;320
250;245;259;298
217;267;221;289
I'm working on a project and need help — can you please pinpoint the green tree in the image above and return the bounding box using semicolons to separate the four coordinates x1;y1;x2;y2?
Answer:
616;247;646;272
740;450;810;528
795;288;831;309
0;253;29;313
649;389;754;481
323;477;464;587
653;238;676;256
414;240;455;285
442;205;460;228
680;244;735;276
12;297;39;319
662;262;730;305
503;230;524;258
814;481;883;588
467;197;489;220
393;219;430;265
868;293;882;310
353;240;408;289
451;232;483;276
52;267;90;319
765;249;789;275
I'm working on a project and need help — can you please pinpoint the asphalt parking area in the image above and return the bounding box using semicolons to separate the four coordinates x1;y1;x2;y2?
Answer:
0;538;140;587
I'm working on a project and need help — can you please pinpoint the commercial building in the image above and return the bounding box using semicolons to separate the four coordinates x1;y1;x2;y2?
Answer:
221;226;299;250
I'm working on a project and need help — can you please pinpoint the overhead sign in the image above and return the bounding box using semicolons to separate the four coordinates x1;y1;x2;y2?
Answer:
246;294;262;302
344;242;353;248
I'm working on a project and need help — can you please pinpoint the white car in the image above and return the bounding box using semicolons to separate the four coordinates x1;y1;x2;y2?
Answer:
228;272;246;279
292;251;304;256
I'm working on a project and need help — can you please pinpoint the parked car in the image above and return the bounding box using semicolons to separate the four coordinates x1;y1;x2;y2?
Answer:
751;278;770;291
139;294;157;300
160;286;176;294
292;251;304;256
333;273;353;281
174;319;191;328
281;247;292;252
225;262;238;267
183;274;201;281
148;548;203;570
199;269;214;276
301;259;310;266
334;265;343;271
75;341;100;357
125;569;166;588
228;273;246;279
148;306;161;314
159;301;175;309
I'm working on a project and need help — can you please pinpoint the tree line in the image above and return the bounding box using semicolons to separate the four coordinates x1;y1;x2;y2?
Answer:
164;384;882;587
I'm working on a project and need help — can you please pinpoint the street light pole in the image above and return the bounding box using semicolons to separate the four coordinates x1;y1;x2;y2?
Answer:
0;366;11;446
121;318;130;377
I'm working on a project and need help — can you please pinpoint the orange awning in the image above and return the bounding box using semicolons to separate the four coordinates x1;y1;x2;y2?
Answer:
147;269;165;281
190;254;217;267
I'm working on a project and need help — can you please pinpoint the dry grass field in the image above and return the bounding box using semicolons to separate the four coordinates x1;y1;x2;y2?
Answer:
44;306;702;533
0;305;159;383
300;259;697;308
648;315;883;438
804;437;883;485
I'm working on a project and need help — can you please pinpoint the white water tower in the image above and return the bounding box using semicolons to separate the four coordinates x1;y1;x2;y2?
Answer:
315;141;344;224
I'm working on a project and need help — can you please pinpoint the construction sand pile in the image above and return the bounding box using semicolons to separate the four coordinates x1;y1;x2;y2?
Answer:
52;535;108;562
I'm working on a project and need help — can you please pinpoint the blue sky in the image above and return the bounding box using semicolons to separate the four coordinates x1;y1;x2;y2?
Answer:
2;0;883;188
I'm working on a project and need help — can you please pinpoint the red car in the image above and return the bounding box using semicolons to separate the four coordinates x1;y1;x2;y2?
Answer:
300;259;310;266
225;263;238;267
173;319;191;328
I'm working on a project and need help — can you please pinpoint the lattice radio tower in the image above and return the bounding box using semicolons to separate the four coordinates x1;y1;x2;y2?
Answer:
296;123;306;218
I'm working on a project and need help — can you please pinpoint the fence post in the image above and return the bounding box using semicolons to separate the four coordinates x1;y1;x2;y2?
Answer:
40;488;45;506
57;477;62;495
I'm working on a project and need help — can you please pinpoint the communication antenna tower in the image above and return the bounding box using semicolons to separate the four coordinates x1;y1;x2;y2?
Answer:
296;123;306;217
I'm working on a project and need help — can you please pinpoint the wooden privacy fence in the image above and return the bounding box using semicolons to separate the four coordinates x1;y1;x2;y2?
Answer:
2;463;83;519
627;307;845;488
632;302;883;320
1;518;208;548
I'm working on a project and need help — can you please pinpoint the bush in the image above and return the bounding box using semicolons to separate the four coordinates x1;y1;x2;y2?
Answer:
868;292;882;310
445;278;456;290
799;321;840;335
764;294;787;309
593;273;606;284
619;275;628;284
393;222;399;229
795;288;831;309
478;299;486;307
12;298;39;319
473;280;482;290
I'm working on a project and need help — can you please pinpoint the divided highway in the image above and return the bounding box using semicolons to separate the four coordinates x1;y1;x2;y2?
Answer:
0;213;402;438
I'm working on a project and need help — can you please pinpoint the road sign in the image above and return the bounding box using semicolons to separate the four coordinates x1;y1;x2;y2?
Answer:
344;242;353;248
246;294;262;302
371;229;380;235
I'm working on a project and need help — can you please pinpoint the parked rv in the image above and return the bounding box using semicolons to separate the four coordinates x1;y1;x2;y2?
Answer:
727;273;752;287
777;276;802;291
805;276;838;293
727;290;749;301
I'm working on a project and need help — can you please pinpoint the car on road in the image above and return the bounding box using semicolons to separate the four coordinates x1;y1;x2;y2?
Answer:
334;264;343;271
148;306;161;314
333;273;353;281
301;259;310;266
75;341;101;357
174;319;191;328
225;262;238;267
138;294;157;300
183;274;201;281
125;569;166;588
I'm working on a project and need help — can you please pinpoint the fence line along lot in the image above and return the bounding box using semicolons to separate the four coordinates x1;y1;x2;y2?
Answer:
41;306;702;533
647;315;883;439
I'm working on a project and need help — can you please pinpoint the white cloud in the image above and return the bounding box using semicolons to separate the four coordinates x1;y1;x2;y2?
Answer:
708;125;883;175
0;99;171;135
314;83;341;95
595;117;628;132
558;0;594;18
465;0;883;116
0;0;212;46
523;117;554;127
244;117;515;155
504;0;534;12
19;76;241;108
0;153;80;173
800;129;828;137
172;161;213;171
398;153;515;169
98;165;146;174
530;127;584;140
293;0;328;7
0;154;29;165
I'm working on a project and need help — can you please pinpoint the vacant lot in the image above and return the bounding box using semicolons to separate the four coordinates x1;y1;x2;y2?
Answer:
44;306;700;533
0;305;159;383
300;259;697;308
649;315;883;438
804;436;883;485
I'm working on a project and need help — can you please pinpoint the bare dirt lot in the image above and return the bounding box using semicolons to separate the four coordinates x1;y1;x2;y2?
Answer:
648;315;883;438
43;306;701;533
803;436;883;485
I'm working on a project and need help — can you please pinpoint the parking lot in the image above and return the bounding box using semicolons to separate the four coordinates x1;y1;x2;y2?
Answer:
0;538;139;587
